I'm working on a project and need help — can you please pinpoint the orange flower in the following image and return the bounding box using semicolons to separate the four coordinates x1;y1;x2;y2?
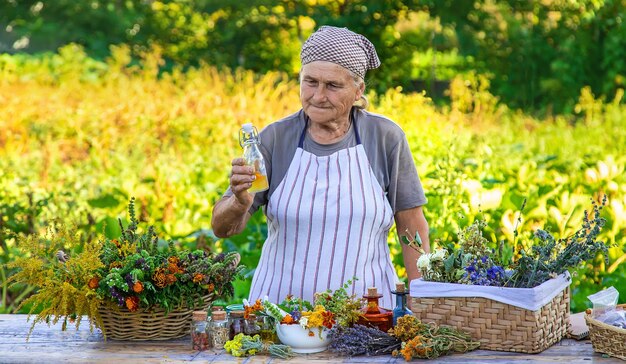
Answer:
133;281;144;293
87;277;100;289
166;274;177;285
244;299;264;318
321;310;336;329
153;267;167;288
125;296;140;312
112;239;120;247
193;273;204;283
207;283;215;292
281;314;295;324
167;256;180;265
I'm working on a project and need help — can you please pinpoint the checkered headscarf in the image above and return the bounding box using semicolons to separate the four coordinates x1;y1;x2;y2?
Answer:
300;26;380;79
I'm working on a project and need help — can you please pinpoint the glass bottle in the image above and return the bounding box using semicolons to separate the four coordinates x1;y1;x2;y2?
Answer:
239;123;269;193
391;282;413;326
210;310;229;349
357;287;393;332
258;315;279;343
191;310;210;351
229;309;246;340
244;313;261;336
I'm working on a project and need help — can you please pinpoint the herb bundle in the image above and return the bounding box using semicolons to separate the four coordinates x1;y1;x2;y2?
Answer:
389;316;480;360
224;333;295;359
508;196;609;288
328;324;401;356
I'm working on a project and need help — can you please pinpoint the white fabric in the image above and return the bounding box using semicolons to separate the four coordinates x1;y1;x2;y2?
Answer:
409;272;571;311
249;144;397;308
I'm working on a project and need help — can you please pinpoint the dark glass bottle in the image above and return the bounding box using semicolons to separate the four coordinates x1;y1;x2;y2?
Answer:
391;282;413;326
229;310;246;340
244;313;261;336
357;287;393;332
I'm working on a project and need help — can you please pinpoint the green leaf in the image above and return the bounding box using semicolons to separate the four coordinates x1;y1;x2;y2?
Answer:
444;252;456;273
87;194;120;209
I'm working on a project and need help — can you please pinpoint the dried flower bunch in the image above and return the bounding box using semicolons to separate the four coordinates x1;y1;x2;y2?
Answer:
508;196;609;288
389;315;480;360
328;316;479;360
8;197;244;337
407;196;609;288
328;324;401;356
224;333;295;359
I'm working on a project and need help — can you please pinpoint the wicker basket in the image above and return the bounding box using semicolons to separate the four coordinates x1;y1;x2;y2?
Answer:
410;287;570;353
585;304;626;360
98;294;213;341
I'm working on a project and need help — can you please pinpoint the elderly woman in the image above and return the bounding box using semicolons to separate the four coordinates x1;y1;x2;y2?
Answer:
211;26;430;308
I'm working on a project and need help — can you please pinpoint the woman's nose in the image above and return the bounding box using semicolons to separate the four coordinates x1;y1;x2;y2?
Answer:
312;85;327;101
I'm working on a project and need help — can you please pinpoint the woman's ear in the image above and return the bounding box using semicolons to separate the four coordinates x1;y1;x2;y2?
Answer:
355;82;365;101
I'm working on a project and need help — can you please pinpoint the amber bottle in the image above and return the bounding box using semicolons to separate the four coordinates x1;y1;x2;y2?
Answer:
357;287;393;332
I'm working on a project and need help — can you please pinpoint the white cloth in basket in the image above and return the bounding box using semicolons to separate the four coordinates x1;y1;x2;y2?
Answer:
410;272;571;311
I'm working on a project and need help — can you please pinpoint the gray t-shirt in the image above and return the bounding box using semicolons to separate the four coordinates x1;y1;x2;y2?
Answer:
226;108;427;214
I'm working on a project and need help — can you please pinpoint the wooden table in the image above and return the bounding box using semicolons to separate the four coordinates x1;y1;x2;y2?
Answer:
0;314;618;363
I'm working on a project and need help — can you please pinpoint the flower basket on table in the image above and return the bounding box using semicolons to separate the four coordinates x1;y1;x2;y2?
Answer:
404;197;609;353
584;303;626;360
8;198;245;341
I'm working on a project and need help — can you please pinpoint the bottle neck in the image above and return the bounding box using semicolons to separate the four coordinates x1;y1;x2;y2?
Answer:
395;293;406;308
365;296;382;314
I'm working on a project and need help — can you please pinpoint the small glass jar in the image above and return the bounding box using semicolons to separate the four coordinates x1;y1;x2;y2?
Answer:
191;311;210;351
210;310;229;349
258;315;278;343
244;313;260;336
229;310;246;340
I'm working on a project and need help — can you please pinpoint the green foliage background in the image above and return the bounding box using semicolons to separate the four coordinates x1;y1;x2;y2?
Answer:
1;0;626;314
2;0;625;112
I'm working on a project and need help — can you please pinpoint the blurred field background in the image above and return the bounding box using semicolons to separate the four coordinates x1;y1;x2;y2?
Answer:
1;0;626;313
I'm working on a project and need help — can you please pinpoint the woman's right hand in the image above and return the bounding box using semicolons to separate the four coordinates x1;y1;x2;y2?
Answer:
229;157;256;208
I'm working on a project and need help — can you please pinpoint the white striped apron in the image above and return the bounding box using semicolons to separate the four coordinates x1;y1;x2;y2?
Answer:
249;117;397;308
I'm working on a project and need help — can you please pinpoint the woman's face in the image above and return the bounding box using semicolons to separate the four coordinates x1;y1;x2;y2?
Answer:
300;61;364;125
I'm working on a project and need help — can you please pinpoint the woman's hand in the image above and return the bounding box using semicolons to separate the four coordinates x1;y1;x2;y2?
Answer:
229;158;256;208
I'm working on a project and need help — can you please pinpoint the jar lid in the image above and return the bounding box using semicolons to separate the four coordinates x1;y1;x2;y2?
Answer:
230;310;245;318
212;310;226;320
192;311;208;321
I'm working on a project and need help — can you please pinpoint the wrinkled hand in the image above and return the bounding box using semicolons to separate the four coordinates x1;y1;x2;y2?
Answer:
229;158;256;208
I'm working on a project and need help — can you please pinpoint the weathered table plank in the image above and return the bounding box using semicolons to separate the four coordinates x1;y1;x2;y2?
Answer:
0;314;618;363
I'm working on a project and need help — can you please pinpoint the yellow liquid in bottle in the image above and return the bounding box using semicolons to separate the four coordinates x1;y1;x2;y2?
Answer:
249;172;269;193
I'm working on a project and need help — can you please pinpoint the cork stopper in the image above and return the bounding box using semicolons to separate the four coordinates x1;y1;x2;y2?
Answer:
192;311;208;321
367;287;378;296
395;282;405;293
212;310;226;321
230;310;245;318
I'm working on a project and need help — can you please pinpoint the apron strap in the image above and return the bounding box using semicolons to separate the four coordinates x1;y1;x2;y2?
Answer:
299;108;361;148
